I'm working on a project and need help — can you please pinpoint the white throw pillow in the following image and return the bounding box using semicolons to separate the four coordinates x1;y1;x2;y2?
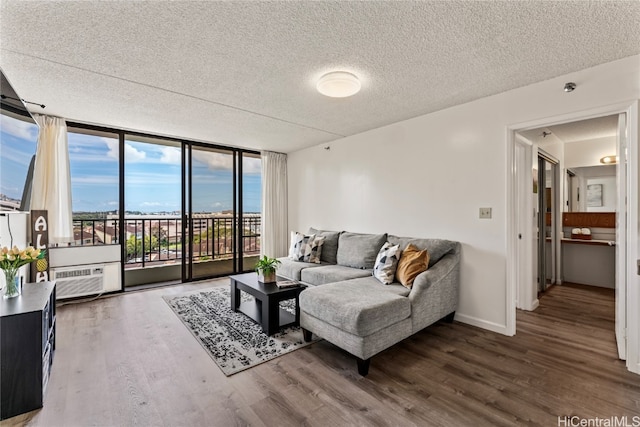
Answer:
288;231;298;258
289;232;325;264
373;242;401;285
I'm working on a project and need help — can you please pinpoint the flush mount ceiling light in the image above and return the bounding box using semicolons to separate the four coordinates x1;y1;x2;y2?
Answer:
564;82;576;92
317;71;361;98
600;155;618;164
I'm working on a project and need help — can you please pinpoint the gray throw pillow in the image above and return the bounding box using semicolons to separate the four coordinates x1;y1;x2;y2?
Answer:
336;232;387;269
308;227;340;264
387;236;458;268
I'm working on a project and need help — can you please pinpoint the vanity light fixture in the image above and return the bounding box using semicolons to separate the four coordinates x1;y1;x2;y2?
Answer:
317;71;361;98
600;155;618;164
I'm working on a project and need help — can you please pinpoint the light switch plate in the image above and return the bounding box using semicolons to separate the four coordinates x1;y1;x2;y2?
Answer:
479;207;492;219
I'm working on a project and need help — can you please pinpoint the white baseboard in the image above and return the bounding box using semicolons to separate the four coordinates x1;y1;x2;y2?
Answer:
454;313;510;336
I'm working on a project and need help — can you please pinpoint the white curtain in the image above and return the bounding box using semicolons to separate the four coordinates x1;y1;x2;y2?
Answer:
30;114;73;245
261;151;288;258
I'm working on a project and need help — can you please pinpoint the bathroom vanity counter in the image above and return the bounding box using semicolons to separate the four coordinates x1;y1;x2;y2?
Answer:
561;238;615;246
561;239;615;288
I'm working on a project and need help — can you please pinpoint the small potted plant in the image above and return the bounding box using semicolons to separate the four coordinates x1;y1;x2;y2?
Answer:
255;255;281;283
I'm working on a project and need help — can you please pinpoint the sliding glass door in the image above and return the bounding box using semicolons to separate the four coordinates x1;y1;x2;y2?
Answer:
123;135;182;287
185;147;263;280
241;153;262;271
188;145;236;280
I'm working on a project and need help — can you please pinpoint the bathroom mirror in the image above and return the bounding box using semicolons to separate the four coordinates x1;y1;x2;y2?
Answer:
567;165;616;212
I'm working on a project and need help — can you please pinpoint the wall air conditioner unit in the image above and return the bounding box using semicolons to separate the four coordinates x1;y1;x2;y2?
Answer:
51;264;106;299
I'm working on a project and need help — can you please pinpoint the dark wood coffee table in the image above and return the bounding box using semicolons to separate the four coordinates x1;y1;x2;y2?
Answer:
229;272;306;336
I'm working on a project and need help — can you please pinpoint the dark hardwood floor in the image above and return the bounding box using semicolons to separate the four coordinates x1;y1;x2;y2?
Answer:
2;281;638;427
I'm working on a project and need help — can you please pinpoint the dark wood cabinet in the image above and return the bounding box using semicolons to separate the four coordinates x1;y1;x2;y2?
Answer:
0;282;56;420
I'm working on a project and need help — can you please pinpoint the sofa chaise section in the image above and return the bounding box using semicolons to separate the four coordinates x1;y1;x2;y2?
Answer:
299;235;461;375
300;278;412;375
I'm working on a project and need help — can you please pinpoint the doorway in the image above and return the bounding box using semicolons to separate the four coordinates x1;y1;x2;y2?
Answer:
507;103;639;371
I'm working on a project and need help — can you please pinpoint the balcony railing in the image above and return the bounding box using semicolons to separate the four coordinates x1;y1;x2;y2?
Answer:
72;215;261;269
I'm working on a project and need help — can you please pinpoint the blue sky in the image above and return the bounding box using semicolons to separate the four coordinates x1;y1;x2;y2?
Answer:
0;114;38;201
1;114;262;213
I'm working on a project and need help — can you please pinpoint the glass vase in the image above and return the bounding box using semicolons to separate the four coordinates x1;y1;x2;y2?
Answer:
3;268;20;299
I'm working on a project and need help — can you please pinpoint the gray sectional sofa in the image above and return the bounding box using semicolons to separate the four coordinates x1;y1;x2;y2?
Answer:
277;228;461;376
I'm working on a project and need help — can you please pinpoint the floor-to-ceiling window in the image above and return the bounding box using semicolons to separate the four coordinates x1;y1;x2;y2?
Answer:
67;128;120;245
123;135;182;287
185;146;263;280
0;108;38;211
62;123;260;289
241;152;262;271
189;145;236;280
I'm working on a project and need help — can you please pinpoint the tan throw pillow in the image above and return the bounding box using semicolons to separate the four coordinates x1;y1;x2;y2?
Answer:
396;244;430;288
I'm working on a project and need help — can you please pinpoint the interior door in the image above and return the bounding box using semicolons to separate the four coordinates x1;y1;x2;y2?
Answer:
615;112;627;360
537;153;558;293
515;140;537;310
537;156;549;292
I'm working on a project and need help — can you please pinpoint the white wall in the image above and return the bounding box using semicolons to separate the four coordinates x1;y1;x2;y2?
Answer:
287;55;640;334
565;136;617;168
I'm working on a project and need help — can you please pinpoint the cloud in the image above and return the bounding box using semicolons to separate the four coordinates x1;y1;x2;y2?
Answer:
0;115;38;140
104;139;147;162
159;146;181;164
71;175;119;185
68;151;118;163
104;139;119;160
135;201;180;210
93;138;259;175
191;173;232;184
0;144;34;167
124;171;182;186
68;134;116;149
125;143;147;162
104;140;181;164
63;135;118;163
192;151;233;171
243;157;261;174
190;151;262;174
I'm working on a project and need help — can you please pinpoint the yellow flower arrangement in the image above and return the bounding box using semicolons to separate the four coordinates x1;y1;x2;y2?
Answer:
1;246;46;298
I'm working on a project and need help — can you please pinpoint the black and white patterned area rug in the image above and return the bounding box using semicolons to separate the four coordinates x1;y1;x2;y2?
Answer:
163;287;318;376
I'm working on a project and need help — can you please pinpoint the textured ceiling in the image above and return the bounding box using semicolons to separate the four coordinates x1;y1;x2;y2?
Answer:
1;1;639;153
520;115;619;146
